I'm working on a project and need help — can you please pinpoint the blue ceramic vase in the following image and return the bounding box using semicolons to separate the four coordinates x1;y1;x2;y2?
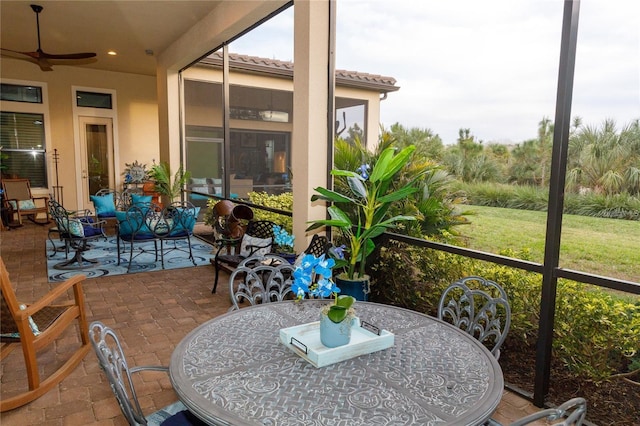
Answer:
319;313;355;348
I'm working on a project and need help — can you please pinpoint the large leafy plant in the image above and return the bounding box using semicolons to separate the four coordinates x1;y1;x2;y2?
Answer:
307;145;420;280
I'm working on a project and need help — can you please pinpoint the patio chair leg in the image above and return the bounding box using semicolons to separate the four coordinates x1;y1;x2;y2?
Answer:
212;260;220;293
53;247;99;270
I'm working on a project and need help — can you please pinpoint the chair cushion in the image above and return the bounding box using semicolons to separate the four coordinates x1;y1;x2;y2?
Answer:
131;194;153;206
115;210;151;237
146;400;206;426
169;207;200;235
82;224;104;237
240;235;272;257
0;303;41;338
90;193;116;217
8;199;37;210
189;177;207;185
60;219;85;237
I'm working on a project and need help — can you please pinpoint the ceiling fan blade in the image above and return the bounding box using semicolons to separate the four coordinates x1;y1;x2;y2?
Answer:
0;47;34;57
37;57;53;72
38;51;97;60
3;4;98;71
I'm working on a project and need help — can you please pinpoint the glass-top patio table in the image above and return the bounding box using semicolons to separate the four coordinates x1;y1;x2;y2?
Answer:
169;300;504;426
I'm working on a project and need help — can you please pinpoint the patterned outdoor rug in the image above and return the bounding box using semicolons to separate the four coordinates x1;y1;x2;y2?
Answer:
46;236;214;282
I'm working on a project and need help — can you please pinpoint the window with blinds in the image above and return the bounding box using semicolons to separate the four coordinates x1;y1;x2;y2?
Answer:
0;111;47;188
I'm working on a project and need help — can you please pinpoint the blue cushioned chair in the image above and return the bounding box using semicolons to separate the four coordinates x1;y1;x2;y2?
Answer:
151;201;200;269
48;199;107;270
90;190;118;220
89;321;206;426
115;203;160;272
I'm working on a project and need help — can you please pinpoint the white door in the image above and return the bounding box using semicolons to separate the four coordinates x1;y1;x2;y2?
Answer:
77;117;115;211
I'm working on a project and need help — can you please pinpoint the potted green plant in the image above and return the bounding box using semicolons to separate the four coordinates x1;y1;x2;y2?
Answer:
148;161;191;203
306;145;420;300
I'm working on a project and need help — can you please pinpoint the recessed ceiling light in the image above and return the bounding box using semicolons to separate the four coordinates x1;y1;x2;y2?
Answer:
107;50;117;56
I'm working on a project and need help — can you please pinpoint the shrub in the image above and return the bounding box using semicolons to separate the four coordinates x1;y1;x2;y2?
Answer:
456;181;640;220
247;191;293;232
372;241;639;382
554;282;640;380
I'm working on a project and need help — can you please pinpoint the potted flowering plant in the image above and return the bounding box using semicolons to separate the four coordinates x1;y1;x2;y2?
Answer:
306;145;420;300
272;225;296;263
292;253;356;347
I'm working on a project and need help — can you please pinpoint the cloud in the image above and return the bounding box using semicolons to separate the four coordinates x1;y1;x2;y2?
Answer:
231;0;640;145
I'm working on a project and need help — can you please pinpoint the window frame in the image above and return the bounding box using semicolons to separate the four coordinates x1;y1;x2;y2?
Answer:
0;78;51;190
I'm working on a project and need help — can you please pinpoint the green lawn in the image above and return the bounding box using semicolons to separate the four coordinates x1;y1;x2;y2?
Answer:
457;205;639;283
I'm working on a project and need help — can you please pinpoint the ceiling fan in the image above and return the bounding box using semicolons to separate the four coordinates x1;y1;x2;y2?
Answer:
0;4;96;71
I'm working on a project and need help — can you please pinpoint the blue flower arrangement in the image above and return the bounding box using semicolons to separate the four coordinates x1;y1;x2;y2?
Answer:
273;224;295;253
292;253;355;323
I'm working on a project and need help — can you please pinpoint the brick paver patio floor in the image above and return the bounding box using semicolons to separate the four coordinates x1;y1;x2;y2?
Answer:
0;221;541;425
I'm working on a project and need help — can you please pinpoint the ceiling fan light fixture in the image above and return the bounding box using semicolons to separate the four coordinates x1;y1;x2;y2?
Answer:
107;50;117;56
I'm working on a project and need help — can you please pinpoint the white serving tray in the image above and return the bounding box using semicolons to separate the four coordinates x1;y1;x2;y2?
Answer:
279;319;394;367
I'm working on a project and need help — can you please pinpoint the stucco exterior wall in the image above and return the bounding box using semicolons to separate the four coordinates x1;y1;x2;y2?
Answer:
1;57;159;211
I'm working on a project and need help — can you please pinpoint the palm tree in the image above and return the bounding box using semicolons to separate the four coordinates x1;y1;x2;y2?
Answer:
567;119;640;195
537;117;554;187
389;122;444;161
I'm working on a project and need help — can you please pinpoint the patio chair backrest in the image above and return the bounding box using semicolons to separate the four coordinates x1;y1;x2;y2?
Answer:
510;397;587;426
48;199;87;237
89;321;166;426
153;201;198;237
304;234;331;257
2;179;33;201
228;255;295;310
438;276;511;359
119;203;161;238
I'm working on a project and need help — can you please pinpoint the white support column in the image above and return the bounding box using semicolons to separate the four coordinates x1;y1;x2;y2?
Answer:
292;0;332;251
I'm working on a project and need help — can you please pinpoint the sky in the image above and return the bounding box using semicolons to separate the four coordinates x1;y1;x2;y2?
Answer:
230;0;639;145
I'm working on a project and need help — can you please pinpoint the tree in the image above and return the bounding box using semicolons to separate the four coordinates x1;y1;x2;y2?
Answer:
567;118;640;195
442;128;502;183
509;139;541;185
537;117;554;186
388;123;444;161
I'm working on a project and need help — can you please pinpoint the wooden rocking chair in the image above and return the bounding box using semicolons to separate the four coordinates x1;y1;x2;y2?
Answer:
0;257;90;412
1;178;50;226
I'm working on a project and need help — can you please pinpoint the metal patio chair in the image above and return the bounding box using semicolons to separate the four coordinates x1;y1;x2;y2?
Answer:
89;321;205;426
228;254;295;311
115;203;161;273
487;397;587;426
151;201;198;269
438;276;511;359
211;219;276;293
48;199;107;270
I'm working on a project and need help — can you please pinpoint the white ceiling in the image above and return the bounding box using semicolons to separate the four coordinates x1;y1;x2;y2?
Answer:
0;1;223;76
